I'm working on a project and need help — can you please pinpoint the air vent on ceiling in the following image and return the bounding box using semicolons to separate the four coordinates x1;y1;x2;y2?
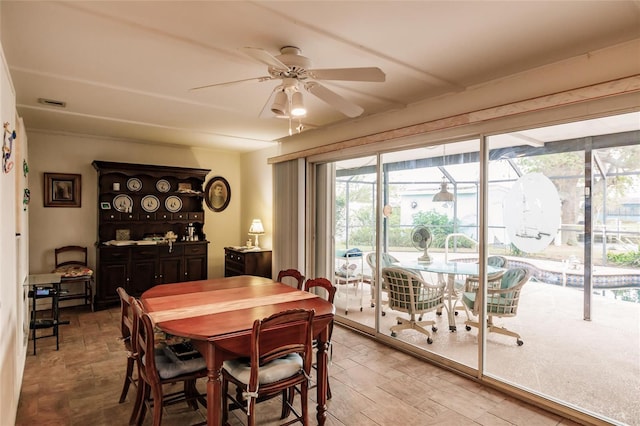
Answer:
37;98;66;108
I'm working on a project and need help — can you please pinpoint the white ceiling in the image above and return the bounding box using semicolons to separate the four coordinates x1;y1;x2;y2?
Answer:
2;1;640;153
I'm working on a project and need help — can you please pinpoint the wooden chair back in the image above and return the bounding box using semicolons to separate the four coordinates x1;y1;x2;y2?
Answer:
277;268;305;290
55;245;88;267
247;309;314;398
304;277;336;304
117;287;134;350
130;298;160;387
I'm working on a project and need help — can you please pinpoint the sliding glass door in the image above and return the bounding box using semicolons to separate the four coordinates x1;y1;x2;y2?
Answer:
485;120;640;424
313;112;640;424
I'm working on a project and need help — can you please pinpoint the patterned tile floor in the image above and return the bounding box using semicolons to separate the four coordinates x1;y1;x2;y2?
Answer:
16;305;584;426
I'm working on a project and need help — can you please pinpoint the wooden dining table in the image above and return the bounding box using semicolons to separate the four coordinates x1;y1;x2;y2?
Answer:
140;275;335;426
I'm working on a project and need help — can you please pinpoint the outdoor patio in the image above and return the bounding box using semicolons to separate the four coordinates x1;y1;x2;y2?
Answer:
332;253;640;425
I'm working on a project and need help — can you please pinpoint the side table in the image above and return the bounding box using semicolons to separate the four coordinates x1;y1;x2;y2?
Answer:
24;273;70;355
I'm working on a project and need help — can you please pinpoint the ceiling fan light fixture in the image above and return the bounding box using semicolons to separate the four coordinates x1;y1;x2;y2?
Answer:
433;177;454;202
271;90;288;115
290;91;306;117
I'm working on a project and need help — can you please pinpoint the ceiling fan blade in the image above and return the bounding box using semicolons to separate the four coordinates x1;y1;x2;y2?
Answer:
307;67;385;82
189;76;272;91
304;82;364;118
241;47;289;71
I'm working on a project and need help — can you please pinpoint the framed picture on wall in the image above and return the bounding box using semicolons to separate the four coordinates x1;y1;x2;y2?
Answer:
204;176;230;212
44;173;81;207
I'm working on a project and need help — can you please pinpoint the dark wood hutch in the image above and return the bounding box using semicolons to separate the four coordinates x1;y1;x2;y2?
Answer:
92;161;210;310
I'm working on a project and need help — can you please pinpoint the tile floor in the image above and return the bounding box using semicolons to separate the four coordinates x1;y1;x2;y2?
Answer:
16;305;583;426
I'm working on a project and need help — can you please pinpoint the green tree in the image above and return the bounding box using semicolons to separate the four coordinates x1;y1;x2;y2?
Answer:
518;145;639;246
411;210;473;249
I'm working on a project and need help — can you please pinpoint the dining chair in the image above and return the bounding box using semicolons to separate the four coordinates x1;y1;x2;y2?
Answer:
116;287;137;406
222;309;315;426
381;266;446;344
282;278;336;419
461;267;531;345
277;268;306;290
130;298;207;426
304;278;336;399
53;245;93;309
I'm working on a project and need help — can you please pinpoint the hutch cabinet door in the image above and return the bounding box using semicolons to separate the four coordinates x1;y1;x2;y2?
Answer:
158;256;183;284
97;262;129;308
129;257;157;295
184;255;207;281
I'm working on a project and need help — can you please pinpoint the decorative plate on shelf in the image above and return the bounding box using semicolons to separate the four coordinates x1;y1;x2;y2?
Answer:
141;195;160;212
156;179;171;193
126;177;142;191
165;195;182;213
113;194;133;212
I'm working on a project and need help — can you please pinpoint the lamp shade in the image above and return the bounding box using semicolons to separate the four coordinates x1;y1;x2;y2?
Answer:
433;178;454;202
290;91;306;117
271;91;287;116
249;219;264;235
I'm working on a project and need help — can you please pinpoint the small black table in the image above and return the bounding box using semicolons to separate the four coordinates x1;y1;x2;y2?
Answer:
24;273;70;355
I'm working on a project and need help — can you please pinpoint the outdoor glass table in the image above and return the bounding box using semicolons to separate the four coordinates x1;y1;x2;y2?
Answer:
396;261;502;331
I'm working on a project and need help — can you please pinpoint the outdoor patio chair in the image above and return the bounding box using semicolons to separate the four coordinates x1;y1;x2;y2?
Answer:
461;267;531;346
464;256;507;289
381;266;445;344
365;252;400;316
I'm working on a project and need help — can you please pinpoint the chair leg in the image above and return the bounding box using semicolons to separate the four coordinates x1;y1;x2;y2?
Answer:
119;357;135;403
184;380;200;410
465;317;523;345
301;381;309;425
151;383;164;426
247;396;256;426
281;388;292;419
135;383;150;426
129;379;144;426
487;316;523;344
390;315;437;344
222;377;229;425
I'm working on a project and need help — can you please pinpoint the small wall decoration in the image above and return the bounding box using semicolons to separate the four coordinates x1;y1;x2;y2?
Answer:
23;189;30;211
44;172;82;207
3;122;16;173
204;176;231;212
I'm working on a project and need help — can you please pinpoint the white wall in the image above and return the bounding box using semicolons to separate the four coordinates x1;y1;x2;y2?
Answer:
240;146;277;254
27;132;242;279
0;42;26;426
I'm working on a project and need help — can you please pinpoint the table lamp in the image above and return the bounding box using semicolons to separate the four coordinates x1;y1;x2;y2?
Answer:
248;219;265;249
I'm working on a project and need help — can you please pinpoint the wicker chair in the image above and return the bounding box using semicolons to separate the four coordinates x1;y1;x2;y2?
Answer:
381;267;445;344
365;252;400;316
461;267;531;346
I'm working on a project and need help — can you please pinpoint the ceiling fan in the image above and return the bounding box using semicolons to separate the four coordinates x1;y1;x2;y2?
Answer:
190;46;385;119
